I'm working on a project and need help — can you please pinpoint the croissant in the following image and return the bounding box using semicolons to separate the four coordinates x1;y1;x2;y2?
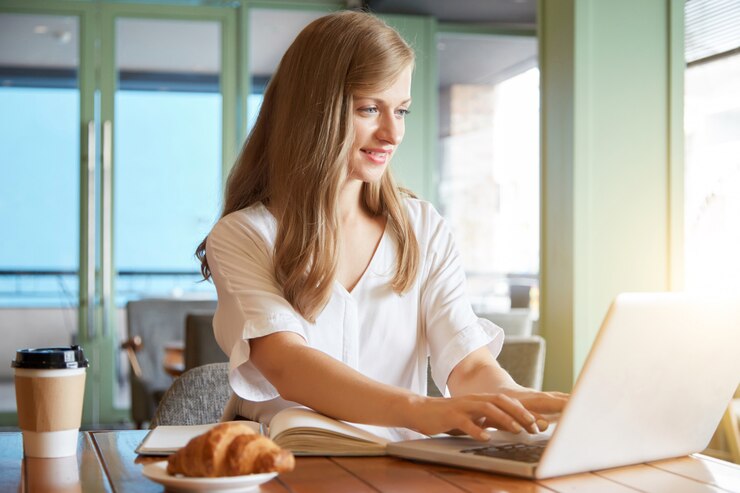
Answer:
166;421;295;477
225;433;295;475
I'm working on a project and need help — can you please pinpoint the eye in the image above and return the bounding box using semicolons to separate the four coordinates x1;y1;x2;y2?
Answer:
395;108;411;118
359;106;379;114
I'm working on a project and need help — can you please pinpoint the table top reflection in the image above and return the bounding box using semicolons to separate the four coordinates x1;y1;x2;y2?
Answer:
0;432;110;493
2;430;740;492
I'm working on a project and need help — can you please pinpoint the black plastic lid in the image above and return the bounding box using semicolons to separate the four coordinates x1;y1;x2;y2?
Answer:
12;345;89;369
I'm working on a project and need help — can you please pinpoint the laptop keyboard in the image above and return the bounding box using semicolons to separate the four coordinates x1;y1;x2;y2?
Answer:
460;441;548;463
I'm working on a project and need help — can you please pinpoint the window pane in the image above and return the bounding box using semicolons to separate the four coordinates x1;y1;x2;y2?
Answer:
0;13;80;308
438;33;539;315
114;18;221;304
684;53;740;291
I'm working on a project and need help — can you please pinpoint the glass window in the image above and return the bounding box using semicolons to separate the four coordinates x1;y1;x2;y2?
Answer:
113;18;222;304
0;13;80;308
437;33;539;316
684;53;740;291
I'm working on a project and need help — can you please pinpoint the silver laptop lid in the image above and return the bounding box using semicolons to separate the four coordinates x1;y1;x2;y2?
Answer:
537;292;740;478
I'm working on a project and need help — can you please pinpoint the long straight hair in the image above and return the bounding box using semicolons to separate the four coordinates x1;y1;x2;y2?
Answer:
196;11;419;322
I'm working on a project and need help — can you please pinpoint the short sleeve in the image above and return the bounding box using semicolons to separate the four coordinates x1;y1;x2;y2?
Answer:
207;211;307;401
417;204;504;394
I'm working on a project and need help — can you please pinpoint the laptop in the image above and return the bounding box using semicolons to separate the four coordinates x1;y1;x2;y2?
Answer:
388;292;740;478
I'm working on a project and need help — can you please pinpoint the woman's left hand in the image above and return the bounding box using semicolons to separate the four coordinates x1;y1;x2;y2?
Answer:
494;387;569;431
448;347;570;432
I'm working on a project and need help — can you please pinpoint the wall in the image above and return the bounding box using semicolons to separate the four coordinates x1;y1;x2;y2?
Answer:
539;0;684;390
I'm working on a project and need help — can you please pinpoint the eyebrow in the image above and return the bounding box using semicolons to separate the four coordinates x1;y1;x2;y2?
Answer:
356;97;412;106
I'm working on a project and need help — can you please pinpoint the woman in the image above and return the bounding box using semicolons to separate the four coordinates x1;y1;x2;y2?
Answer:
197;10;566;441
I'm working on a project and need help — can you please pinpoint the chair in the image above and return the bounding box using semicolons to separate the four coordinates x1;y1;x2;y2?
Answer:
123;298;217;428
150;362;231;427
497;335;546;390
426;335;546;397
184;312;228;371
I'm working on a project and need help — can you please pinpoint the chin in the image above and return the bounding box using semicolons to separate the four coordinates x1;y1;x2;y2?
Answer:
349;164;388;184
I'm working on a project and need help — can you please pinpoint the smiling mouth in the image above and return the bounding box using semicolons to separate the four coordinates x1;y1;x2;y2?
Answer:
362;149;389;157
361;149;391;164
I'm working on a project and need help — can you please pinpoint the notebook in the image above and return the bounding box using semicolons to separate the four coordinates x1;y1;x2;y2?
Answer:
387;292;740;478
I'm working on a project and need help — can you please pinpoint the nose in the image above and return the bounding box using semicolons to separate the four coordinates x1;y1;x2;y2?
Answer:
375;112;404;145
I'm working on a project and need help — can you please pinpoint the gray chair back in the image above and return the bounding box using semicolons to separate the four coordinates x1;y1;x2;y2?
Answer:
185;312;228;371
497;335;545;390
150;362;231;427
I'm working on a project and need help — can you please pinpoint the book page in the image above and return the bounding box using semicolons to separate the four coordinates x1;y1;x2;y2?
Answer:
268;407;395;456
270;407;390;444
136;420;261;456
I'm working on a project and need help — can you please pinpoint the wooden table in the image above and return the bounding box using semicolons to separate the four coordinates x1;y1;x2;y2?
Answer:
2;430;740;492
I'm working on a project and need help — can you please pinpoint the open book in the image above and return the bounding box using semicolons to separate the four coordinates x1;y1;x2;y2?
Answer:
136;407;396;457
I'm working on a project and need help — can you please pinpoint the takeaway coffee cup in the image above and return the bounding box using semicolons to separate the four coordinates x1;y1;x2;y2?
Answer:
12;346;88;458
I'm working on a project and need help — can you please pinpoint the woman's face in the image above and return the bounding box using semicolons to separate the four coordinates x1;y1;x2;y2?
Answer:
348;65;413;184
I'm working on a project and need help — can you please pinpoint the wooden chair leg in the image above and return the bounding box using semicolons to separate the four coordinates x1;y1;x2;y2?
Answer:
120;336;143;378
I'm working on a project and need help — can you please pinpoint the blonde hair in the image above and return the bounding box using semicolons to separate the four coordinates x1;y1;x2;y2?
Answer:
196;10;419;322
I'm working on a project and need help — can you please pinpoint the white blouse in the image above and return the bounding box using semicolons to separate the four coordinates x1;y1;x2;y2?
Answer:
206;198;504;437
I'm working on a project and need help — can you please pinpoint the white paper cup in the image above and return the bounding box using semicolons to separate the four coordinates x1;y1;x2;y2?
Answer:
12;347;88;459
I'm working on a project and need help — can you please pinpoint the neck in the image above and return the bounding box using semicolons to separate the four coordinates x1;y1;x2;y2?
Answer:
338;178;364;224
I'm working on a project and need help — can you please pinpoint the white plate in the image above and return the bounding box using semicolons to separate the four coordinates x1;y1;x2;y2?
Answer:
142;461;278;493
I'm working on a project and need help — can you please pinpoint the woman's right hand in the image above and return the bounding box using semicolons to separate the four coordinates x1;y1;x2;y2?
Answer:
402;393;542;441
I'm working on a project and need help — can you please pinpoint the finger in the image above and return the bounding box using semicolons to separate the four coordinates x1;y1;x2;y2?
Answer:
473;401;526;434
548;391;570;398
457;416;490;441
489;395;538;433
518;394;569;414
530;411;550;432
